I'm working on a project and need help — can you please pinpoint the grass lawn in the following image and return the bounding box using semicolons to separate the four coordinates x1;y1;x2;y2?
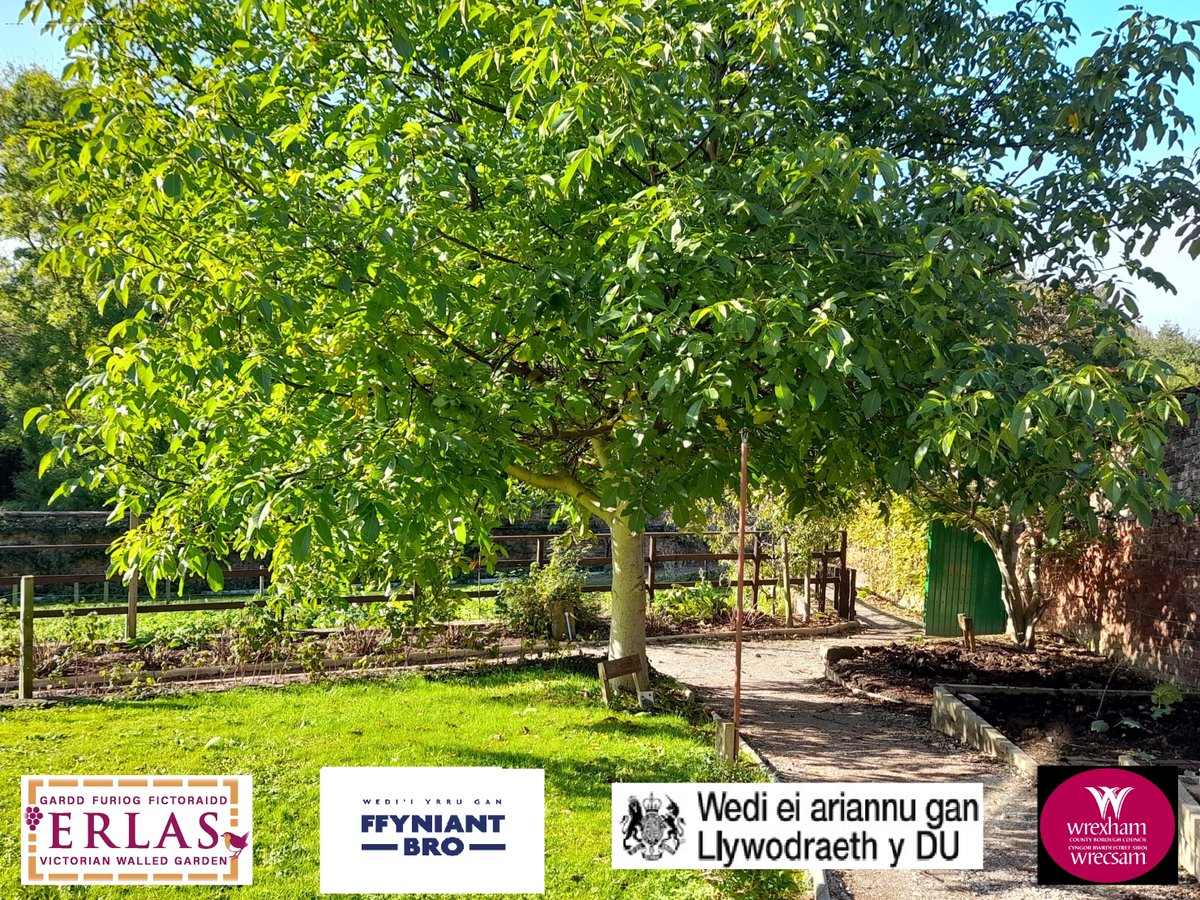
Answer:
0;658;805;898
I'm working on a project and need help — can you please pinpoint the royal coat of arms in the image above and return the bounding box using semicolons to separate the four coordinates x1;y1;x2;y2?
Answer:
622;793;684;860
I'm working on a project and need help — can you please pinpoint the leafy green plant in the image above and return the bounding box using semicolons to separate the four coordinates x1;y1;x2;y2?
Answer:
57;610;105;653
127;617;221;651
1150;683;1184;720
371;586;460;645
653;582;729;628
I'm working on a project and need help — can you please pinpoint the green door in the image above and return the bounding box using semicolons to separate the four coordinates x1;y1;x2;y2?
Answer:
924;522;1008;637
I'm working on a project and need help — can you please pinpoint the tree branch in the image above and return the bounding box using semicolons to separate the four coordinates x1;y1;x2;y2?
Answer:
504;462;610;522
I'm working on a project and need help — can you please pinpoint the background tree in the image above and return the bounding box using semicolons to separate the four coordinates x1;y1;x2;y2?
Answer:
24;0;1200;668
1131;320;1200;387
0;66;117;508
908;288;1187;648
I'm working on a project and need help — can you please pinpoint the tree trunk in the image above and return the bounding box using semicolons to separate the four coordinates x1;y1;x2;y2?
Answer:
608;515;647;689
982;524;1039;650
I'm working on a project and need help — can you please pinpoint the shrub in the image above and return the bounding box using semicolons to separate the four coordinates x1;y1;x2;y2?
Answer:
372;586;460;643
846;496;929;611
495;537;594;636
652;581;728;628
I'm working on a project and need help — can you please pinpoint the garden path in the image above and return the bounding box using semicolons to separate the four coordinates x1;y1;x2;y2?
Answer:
647;601;1191;900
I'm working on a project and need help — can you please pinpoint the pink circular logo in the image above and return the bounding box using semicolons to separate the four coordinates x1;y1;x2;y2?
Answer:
1040;768;1175;883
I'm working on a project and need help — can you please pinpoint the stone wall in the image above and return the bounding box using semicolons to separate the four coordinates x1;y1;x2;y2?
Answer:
1042;419;1200;687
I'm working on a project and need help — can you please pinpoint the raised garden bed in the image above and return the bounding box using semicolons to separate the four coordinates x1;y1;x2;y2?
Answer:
827;635;1160;708
931;683;1200;880
4;619;861;697
971;686;1200;768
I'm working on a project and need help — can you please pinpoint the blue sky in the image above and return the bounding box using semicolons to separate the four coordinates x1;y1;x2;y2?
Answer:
2;0;1199;332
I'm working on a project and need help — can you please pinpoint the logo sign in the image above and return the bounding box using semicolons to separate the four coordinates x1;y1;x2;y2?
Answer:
320;767;544;894
613;782;983;870
622;792;685;861
21;775;252;886
1038;766;1178;885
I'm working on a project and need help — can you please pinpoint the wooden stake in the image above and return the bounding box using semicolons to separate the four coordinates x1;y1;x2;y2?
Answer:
19;575;34;700
781;536;792;627
126;511;139;641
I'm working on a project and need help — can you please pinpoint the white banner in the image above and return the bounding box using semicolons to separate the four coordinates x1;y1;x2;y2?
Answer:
21;774;252;885
320;767;544;894
612;782;983;870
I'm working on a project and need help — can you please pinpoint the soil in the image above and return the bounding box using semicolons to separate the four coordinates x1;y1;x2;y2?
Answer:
830;634;1160;707
974;690;1200;768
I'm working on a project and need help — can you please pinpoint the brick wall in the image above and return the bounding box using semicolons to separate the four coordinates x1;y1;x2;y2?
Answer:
1042;422;1200;687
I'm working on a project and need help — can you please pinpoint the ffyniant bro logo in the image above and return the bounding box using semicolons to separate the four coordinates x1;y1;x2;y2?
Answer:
320;767;544;894
622;792;685;861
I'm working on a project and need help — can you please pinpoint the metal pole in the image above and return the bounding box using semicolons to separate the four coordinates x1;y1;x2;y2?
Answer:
733;429;749;749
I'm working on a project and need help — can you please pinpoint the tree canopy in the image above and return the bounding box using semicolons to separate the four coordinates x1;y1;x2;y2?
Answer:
0;66;118;508
23;0;1200;659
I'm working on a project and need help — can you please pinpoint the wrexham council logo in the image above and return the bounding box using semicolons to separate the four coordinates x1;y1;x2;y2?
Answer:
622;793;684;861
1085;786;1134;820
1037;766;1177;886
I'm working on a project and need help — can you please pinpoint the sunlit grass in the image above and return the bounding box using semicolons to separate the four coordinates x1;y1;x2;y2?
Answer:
0;658;805;899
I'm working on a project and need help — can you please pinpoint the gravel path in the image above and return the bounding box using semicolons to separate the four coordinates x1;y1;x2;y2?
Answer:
647;602;1196;899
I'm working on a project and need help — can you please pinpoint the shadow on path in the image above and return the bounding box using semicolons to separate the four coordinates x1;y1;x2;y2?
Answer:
647;601;1193;900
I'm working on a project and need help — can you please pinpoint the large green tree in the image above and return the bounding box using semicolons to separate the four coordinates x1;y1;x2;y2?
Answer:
24;0;1200;666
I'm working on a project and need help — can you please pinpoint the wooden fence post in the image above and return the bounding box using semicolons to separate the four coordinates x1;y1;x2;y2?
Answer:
646;535;657;605
126;511;139;640
803;554;811;623
534;536;545;569
20;575;34;700
781;536;792;627
751;534;762;611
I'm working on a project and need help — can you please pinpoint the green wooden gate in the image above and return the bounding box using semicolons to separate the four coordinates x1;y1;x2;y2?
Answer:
924;522;1008;637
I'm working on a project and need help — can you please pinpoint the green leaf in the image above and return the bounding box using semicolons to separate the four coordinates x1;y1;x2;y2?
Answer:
291;524;312;561
808;381;827;411
205;560;225;593
862;390;881;418
158;173;183;198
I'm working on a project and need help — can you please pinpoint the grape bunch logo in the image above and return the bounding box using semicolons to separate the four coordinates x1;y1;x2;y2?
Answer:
1037;766;1178;885
21;775;253;886
24;806;43;831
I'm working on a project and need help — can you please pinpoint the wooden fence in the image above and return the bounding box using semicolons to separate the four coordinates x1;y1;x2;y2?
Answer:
4;525;856;699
